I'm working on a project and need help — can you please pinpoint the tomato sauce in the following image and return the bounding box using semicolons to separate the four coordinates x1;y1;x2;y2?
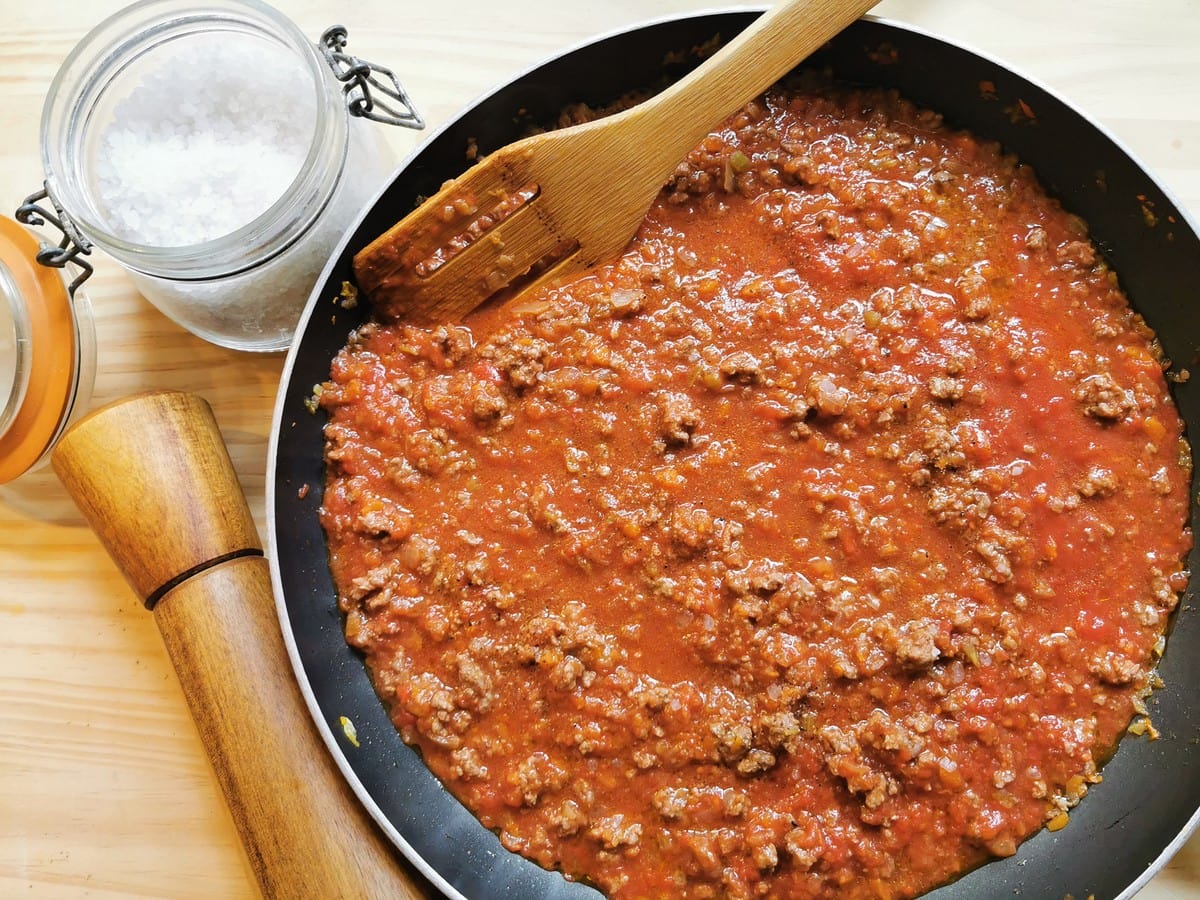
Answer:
319;85;1191;898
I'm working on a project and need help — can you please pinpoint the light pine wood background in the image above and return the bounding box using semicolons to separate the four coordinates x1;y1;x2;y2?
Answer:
1;1;1197;897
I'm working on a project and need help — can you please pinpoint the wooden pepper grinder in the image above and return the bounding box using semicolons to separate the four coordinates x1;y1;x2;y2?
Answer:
51;390;427;899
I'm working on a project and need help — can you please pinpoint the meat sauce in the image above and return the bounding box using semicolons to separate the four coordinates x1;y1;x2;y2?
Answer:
319;86;1192;898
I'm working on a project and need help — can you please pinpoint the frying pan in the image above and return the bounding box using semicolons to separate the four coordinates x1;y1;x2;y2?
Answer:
267;11;1200;899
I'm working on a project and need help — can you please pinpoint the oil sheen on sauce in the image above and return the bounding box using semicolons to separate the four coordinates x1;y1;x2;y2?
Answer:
319;85;1192;899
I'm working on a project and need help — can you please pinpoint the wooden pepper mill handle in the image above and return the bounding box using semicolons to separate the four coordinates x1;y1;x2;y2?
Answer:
51;391;426;900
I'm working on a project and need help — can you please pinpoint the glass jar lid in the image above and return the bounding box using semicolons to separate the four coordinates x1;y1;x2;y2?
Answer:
0;216;78;483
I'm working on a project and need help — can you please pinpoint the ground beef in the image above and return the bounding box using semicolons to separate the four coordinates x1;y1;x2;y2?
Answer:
321;83;1191;900
929;375;965;401
1077;465;1119;498
1074;372;1135;420
720;350;766;383
893;619;943;668
483;334;551;388
656;391;701;447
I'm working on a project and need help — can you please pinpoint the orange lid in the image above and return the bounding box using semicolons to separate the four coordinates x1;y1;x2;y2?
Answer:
0;216;77;482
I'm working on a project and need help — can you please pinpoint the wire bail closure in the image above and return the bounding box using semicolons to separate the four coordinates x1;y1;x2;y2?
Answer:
320;26;425;130
14;184;94;299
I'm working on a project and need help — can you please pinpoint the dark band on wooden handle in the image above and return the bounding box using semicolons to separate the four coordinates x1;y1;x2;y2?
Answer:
143;546;265;610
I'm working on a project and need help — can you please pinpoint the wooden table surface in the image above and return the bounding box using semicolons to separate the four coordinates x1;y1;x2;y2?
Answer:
1;0;1198;897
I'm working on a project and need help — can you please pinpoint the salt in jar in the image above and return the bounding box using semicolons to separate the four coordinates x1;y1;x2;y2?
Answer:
23;0;422;351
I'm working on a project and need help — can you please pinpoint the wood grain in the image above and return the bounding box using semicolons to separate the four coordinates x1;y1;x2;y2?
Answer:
155;556;423;900
51;392;263;606
354;0;880;322
1;1;1197;898
50;392;424;898
50;398;427;897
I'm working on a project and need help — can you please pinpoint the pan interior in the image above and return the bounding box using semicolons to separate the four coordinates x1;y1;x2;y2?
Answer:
268;13;1200;900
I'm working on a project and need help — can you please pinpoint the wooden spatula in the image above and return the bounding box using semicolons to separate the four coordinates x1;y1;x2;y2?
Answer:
354;0;879;323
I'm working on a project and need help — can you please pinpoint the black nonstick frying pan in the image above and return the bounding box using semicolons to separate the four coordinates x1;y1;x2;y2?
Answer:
267;11;1200;899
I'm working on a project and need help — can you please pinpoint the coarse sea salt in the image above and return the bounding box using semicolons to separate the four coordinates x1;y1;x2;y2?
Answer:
79;28;396;350
94;33;317;247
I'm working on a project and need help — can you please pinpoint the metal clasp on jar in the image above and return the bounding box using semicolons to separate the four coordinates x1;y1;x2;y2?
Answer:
320;26;425;129
15;185;94;299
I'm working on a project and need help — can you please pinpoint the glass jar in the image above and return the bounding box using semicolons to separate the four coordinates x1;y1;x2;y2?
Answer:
31;0;421;352
0;216;97;522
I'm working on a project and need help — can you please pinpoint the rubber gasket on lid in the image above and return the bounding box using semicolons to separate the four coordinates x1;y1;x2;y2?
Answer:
0;217;77;483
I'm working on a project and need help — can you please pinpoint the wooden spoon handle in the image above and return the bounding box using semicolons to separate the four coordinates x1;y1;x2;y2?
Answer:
52;391;424;900
627;0;881;175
